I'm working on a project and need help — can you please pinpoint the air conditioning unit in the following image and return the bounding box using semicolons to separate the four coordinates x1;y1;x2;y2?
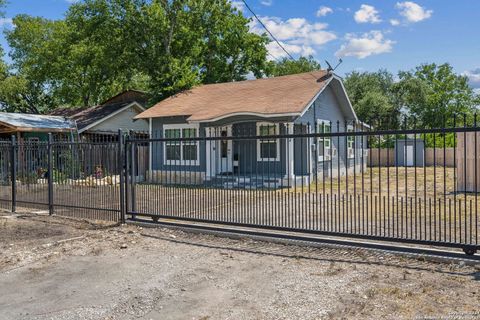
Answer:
348;148;355;159
325;149;332;161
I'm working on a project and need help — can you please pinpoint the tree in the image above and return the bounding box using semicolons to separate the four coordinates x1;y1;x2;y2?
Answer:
6;3;145;108
134;0;270;101
270;56;321;77
4;0;270;109
394;63;478;128
344;70;401;129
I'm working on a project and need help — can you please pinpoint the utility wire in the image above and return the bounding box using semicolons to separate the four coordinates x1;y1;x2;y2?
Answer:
241;0;296;61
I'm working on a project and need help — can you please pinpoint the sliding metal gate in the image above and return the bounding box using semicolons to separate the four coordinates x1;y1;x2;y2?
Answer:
125;121;480;255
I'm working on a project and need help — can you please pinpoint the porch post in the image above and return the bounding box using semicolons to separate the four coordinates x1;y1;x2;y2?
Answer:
205;127;211;180
286;123;295;185
307;123;313;184
148;118;152;177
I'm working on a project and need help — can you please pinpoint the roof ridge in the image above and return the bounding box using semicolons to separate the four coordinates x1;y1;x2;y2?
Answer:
197;70;327;88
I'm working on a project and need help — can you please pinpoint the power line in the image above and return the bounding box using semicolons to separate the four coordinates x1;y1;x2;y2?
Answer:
241;0;296;61
267;52;282;62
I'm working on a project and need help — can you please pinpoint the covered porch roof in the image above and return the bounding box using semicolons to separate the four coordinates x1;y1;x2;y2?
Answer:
0;112;77;134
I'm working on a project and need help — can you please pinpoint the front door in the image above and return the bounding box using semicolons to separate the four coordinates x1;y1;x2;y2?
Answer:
217;126;233;174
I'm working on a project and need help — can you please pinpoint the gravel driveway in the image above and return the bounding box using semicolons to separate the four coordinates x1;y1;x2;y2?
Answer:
0;211;479;320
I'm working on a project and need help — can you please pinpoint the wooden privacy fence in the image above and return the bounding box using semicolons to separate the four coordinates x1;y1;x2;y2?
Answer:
456;132;480;192
369;148;455;167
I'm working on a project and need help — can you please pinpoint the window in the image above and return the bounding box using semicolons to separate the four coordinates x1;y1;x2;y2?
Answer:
317;120;332;161
220;129;228;158
257;123;279;161
347;125;355;159
164;124;199;165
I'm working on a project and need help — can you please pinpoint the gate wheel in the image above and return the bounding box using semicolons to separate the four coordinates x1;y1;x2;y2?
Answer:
463;247;477;256
152;216;159;223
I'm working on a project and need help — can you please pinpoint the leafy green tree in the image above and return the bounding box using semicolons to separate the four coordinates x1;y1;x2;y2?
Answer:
5;0;270;109
344;70;401;129
135;0;270;101
394;63;478;128
269;56;321;77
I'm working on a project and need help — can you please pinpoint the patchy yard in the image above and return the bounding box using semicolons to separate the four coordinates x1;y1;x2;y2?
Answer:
0;210;479;320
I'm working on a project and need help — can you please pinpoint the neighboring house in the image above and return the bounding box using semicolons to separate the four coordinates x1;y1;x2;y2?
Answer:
0;113;77;181
0;112;76;142
51;90;149;141
135;71;368;187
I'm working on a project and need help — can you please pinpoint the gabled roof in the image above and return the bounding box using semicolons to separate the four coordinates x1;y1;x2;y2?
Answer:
135;70;336;122
53;102;145;133
50;90;148;132
100;89;148;106
0;112;76;133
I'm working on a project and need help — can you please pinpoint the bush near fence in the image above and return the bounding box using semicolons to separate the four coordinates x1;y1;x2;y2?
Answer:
368;148;455;167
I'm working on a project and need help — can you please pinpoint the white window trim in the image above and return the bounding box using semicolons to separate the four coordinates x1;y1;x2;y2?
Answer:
347;124;355;159
256;122;280;162
163;123;200;166
317;119;332;162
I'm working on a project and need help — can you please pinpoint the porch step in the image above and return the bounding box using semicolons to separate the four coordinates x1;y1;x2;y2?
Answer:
211;175;284;189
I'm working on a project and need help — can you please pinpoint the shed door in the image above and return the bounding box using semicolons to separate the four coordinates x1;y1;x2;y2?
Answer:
405;145;414;166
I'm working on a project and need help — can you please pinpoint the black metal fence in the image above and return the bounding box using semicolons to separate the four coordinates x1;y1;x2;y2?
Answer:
0;133;124;221
126;121;479;255
1;122;479;255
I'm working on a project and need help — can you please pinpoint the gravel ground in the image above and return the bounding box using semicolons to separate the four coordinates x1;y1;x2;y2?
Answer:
0;210;479;320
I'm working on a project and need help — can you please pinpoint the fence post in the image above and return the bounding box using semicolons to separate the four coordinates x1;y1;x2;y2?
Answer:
118;129;126;223
47;133;54;215
124;132;131;220
10;135;16;213
129;130;137;215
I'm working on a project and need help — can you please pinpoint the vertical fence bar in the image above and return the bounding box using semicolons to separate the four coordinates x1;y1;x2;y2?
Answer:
47;133;54;215
125;133;131;219
130;132;137;215
118;130;126;223
10;135;16;213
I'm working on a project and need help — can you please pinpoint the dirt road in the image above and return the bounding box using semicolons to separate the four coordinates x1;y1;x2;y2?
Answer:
0;211;479;320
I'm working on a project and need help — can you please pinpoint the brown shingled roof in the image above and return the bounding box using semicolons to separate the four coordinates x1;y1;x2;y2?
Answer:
135;70;331;122
50;90;148;131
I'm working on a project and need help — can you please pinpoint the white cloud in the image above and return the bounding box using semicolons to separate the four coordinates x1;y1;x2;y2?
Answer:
464;68;480;88
249;16;337;59
261;0;273;6
229;0;244;12
0;18;13;29
396;1;432;23
354;4;382;24
316;6;333;17
335;31;394;59
390;19;400;26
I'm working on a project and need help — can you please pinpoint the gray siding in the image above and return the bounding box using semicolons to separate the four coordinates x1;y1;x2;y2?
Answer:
232;122;286;176
296;86;363;177
149;83;367;179
88;105;148;133
151;117;207;172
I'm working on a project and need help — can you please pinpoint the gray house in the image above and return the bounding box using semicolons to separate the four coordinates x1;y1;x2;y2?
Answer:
136;71;368;187
51;90;149;141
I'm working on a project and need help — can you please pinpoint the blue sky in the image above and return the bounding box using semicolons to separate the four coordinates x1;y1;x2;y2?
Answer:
1;0;479;88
